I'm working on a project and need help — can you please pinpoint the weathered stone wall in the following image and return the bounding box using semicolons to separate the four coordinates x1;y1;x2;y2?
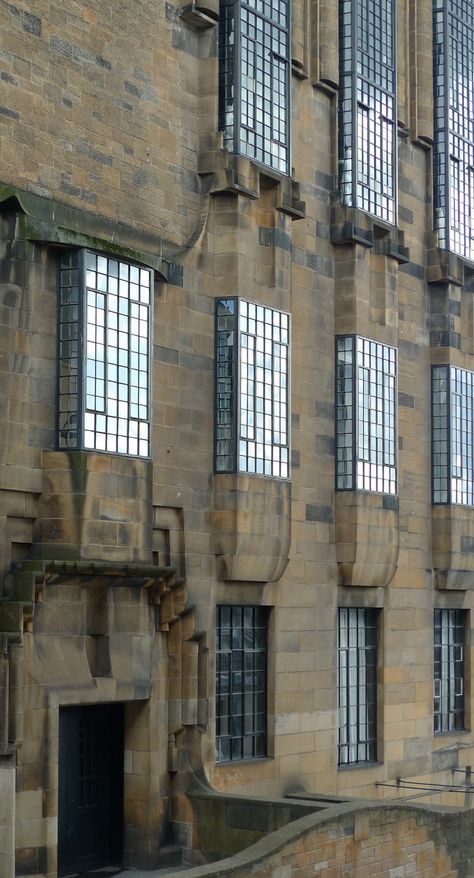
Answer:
0;757;15;878
170;799;474;878
1;0;474;875
0;0;202;248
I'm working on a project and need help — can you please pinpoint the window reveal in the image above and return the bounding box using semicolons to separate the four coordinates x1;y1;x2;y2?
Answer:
215;298;290;478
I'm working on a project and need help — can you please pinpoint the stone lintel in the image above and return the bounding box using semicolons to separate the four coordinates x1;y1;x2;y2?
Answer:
0;183;183;285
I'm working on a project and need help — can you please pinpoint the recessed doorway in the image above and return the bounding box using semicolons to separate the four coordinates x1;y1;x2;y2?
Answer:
58;703;124;876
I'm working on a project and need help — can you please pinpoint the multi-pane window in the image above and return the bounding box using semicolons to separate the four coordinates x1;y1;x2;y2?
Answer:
215;298;290;478
58;250;151;457
336;336;397;494
432;365;474;505
339;0;397;224
338;608;378;766
433;0;474;260
218;0;290;173
434;609;465;733
216;605;267;762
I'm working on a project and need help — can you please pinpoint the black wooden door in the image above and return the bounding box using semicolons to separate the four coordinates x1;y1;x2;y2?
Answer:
58;703;124;876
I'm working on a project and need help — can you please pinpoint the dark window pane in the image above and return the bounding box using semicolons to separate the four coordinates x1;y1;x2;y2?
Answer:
434;609;466;733
216;605;268;762
337;607;378;765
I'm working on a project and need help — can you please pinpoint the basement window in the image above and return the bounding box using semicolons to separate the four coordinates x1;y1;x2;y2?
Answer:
216;605;268;762
434;608;465;733
338;607;378;766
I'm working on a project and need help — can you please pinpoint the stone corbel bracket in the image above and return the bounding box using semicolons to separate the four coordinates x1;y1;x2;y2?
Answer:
432;505;474;590
331;203;410;264
212;473;291;582
427;239;474;287
335;492;399;588
0;559;179;643
180;0;218;28
198;139;306;219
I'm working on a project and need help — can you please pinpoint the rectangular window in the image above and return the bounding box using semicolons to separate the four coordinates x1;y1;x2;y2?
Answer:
432;365;474;505
218;0;290;174
336;336;397;494
433;0;474;259
338;608;378;766
215;298;290;478
58;250;151;457
339;0;396;224
434;609;465;733
216;605;267;762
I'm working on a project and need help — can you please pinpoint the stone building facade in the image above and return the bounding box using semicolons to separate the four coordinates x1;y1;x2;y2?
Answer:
1;0;474;876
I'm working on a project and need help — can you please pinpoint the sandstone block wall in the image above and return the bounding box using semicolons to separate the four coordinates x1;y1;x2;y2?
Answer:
1;0;474;874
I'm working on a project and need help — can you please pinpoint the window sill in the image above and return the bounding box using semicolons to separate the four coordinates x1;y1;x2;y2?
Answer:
337;760;382;771
215;756;273;768
434;729;470;739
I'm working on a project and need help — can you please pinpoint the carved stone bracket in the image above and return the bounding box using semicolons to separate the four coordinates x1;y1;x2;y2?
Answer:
212;474;291;582
331;204;410;264
199;139;306;219
432;506;474;590
335;492;399;587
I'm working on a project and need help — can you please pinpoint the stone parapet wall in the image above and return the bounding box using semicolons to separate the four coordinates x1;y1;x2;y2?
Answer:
170;797;472;878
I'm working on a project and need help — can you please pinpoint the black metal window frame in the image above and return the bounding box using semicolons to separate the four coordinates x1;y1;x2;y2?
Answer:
336;335;397;494
338;607;378;766
432;364;474;505
215;297;290;478
218;0;291;174
339;0;397;224
216;605;268;763
434;608;466;733
57;249;152;458
433;0;474;261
